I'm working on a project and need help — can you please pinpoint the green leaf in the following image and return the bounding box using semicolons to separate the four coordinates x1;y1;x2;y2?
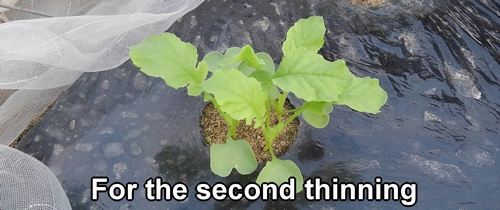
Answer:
335;77;388;114
301;101;332;128
129;33;207;92
282;16;326;57
233;45;265;69
256;52;275;74
210;138;257;177
225;47;242;58
323;102;334;114
203;92;212;102
263;83;280;100
214;47;243;70
237;62;256;77
200;69;268;128
249;70;271;83
303;101;333;115
272;48;354;102
186;60;209;96
303;109;330;128
256;159;304;193
203;51;224;72
267;122;285;141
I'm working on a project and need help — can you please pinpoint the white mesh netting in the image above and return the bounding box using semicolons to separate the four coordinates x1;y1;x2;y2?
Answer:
0;144;71;209
0;0;203;208
0;0;203;145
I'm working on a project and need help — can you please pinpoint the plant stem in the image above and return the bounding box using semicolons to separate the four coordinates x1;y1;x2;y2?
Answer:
262;100;272;152
226;133;234;142
284;107;306;127
282;108;299;114
266;100;271;129
208;93;238;140
270;99;278;115
263;129;277;160
277;92;289;122
269;144;277;160
262;97;313;159
229;119;238;139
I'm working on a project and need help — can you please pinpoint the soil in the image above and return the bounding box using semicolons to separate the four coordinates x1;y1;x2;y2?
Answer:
348;0;387;7
200;99;299;162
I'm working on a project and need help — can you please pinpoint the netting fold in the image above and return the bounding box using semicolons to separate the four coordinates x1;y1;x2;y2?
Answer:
0;0;204;145
0;0;203;208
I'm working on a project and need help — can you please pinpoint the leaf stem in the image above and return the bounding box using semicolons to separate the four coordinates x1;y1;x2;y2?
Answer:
269;144;277;160
208;92;238;139
266;100;271;129
229;119;238;139
262;97;314;160
277;92;289;122
282;101;315;128
270;99;278;115
263;129;277;160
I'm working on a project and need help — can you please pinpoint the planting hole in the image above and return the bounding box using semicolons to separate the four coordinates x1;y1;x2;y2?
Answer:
200;99;299;162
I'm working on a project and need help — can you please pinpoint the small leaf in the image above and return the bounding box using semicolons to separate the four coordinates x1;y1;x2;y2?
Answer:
249;70;271;83
272;48;354;102
302;109;330;128
225;47;242;57
203;51;224;72
256;52;275;74
256;159;304;193
219;47;243;70
303;101;333;115
210;138;258;177
200;69;268;128
237;62;256;77
335;77;388;114
129;33;207;91
323;102;334;114
233;45;265;69
282;16;326;57
263;83;280;100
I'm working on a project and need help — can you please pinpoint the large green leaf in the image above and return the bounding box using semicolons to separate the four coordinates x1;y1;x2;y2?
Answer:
210;138;257;177
129;33;207;96
272;48;355;102
335;77;388;114
282;16;326;57
200;69;268;128
256;159;303;193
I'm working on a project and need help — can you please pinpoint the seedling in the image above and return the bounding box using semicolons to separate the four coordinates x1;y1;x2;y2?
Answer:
129;16;387;193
